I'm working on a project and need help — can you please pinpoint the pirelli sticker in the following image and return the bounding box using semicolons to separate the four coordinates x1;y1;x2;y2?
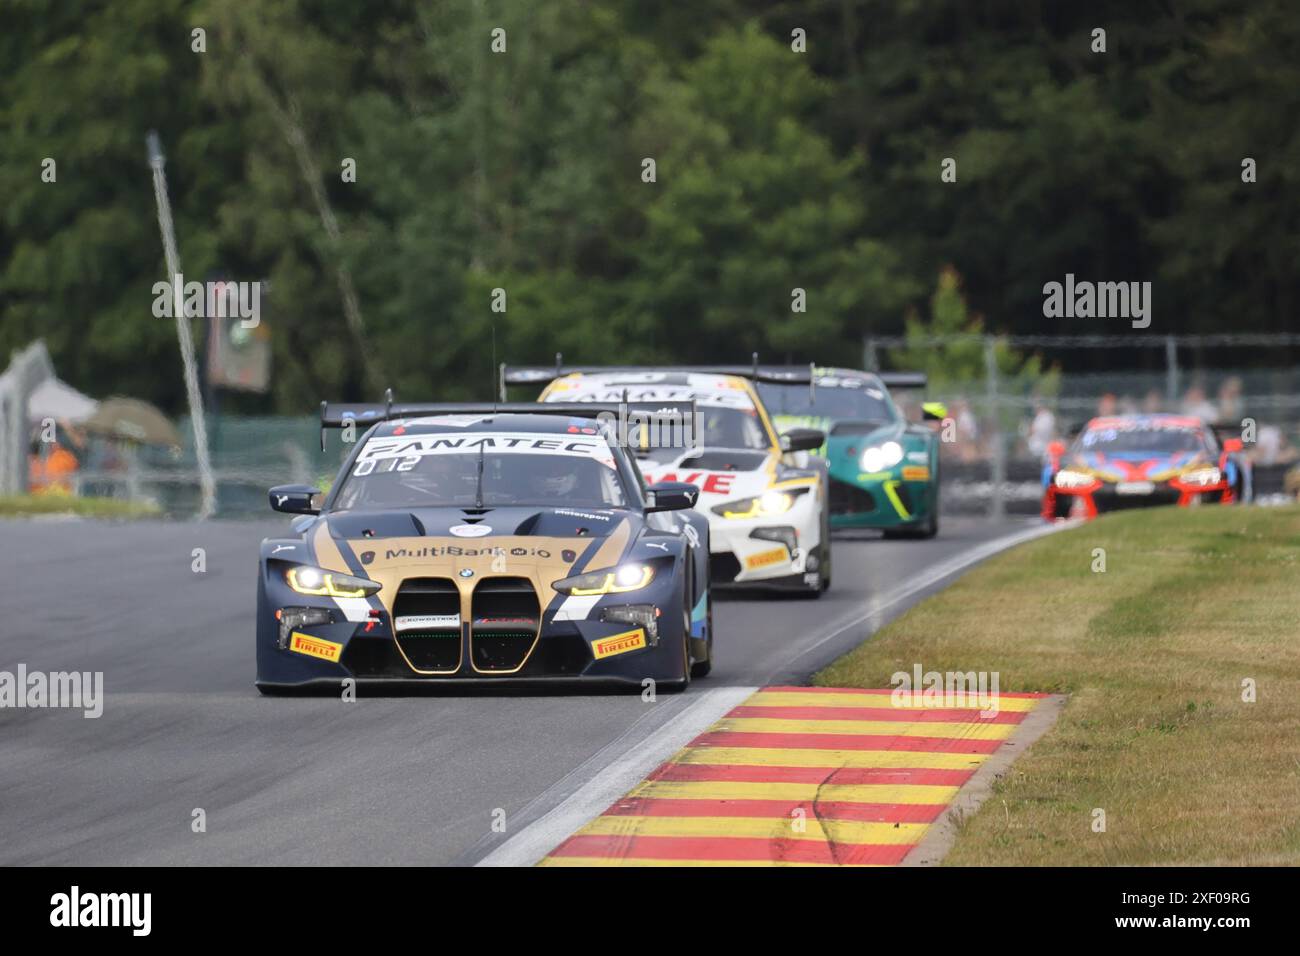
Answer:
745;546;788;570
591;628;647;660
902;465;931;481
289;632;344;663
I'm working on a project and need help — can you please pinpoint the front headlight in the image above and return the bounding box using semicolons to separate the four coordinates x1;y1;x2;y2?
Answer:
1179;467;1222;487
553;564;655;596
285;565;381;598
712;490;795;519
1054;469;1098;489
860;441;904;472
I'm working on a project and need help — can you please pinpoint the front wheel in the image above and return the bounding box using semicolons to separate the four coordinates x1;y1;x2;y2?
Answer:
884;480;940;539
818;508;833;590
914;497;939;538
690;590;713;679
664;605;693;692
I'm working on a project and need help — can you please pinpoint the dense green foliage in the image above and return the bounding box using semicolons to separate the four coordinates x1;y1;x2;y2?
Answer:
2;0;1296;412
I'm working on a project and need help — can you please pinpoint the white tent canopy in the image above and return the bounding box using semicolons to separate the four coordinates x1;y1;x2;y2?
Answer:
26;376;99;424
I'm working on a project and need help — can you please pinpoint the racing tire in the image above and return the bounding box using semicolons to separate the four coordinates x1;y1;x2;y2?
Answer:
818;502;833;590
791;496;831;599
884;472;940;540
883;510;937;540
664;605;693;693
918;469;941;538
914;496;939;539
690;590;713;679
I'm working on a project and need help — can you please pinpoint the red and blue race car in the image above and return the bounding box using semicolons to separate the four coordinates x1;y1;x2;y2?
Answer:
1042;414;1252;521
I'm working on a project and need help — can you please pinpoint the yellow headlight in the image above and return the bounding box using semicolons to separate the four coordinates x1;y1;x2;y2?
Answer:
553;564;655;596
285;566;381;598
714;490;795;519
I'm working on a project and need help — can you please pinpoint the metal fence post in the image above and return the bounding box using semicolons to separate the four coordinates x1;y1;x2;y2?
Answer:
147;131;217;519
0;340;55;496
863;336;878;372
1165;336;1179;409
984;335;1005;521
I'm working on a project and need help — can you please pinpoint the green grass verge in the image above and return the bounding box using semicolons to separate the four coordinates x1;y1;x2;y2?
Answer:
0;495;161;518
816;505;1300;865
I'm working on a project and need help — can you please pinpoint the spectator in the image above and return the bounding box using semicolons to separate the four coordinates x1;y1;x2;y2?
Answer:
1026;402;1057;458
28;434;80;494
1217;376;1244;424
1181;385;1217;423
1255;425;1296;466
951;399;980;462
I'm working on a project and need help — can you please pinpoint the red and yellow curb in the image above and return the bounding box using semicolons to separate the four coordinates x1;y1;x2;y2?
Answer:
541;685;1047;867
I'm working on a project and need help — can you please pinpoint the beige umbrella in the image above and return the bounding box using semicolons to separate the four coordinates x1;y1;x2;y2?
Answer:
81;397;182;448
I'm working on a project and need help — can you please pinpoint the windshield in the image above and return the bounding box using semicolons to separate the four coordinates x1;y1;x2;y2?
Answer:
635;406;769;464
759;381;896;424
1076;426;1208;456
332;435;628;511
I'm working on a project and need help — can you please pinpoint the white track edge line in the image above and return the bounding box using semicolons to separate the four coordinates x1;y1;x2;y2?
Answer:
475;685;758;866
477;520;1063;866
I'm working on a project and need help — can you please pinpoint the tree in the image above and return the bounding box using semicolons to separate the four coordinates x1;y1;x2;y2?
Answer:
888;266;1058;397
619;23;918;366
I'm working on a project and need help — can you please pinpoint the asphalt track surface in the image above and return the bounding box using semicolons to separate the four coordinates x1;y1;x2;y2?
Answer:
0;515;1041;865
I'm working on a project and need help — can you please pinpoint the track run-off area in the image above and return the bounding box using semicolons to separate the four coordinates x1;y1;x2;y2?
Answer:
0;516;1054;865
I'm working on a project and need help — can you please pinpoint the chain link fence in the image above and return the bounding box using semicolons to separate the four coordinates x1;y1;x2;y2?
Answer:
6;334;1300;519
69;416;341;517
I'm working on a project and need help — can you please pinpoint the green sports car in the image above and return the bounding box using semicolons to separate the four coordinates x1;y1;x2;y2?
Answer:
758;368;945;538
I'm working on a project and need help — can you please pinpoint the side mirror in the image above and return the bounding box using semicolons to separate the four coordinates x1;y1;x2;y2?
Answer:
269;484;323;515
646;481;699;513
1222;438;1243;453
1047;440;1066;458
922;402;948;421
780;427;825;453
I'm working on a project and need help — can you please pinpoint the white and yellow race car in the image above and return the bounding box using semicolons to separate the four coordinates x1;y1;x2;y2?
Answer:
503;363;830;597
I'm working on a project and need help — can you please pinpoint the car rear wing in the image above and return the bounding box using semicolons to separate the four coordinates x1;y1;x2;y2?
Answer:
499;353;815;399
876;371;927;390
318;391;697;450
723;364;929;393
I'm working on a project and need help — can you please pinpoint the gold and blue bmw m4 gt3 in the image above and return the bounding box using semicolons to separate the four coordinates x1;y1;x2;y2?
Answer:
256;401;713;693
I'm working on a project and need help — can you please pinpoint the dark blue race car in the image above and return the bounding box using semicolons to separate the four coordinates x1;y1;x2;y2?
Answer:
256;401;713;693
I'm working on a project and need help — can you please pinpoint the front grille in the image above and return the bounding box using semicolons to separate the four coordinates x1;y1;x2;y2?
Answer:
341;638;412;678
710;552;741;583
528;634;592;675
470;578;540;672
829;478;877;516
392;577;461;672
1093;488;1181;512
